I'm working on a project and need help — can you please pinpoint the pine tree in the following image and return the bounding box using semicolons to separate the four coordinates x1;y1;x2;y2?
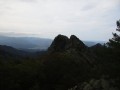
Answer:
107;20;120;49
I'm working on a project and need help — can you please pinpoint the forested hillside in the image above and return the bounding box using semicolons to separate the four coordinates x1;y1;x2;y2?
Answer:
0;20;120;90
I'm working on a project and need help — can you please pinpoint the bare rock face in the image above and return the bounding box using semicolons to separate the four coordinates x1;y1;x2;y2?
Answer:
48;34;87;52
48;34;70;52
69;35;86;50
48;34;96;67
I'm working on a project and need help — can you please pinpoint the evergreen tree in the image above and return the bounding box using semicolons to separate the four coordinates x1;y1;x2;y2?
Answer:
107;20;120;49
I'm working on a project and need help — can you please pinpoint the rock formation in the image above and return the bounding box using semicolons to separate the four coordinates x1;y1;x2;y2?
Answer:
47;34;96;68
48;34;87;52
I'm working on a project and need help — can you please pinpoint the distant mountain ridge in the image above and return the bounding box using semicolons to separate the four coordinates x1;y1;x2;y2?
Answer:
0;36;52;51
0;45;29;58
0;36;105;51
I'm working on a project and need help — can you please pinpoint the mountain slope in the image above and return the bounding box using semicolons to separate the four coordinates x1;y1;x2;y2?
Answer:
0;45;27;56
0;36;52;50
37;34;98;89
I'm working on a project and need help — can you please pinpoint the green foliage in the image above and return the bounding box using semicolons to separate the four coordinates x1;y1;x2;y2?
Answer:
107;20;120;49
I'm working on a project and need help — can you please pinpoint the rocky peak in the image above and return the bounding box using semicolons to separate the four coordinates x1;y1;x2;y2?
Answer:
70;35;86;49
48;34;69;52
48;34;87;52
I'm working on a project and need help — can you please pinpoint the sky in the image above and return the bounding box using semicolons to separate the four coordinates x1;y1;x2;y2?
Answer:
0;0;120;41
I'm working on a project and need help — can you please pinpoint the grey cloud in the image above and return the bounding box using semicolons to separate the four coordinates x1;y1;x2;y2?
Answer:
81;4;96;11
0;0;119;41
19;0;37;2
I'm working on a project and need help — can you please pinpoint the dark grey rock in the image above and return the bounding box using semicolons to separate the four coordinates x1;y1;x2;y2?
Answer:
48;34;87;52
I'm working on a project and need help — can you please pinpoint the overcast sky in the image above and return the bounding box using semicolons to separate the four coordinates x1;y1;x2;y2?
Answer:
0;0;120;41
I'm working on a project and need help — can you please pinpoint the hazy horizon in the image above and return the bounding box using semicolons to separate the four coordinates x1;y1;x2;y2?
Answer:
0;0;120;41
0;33;107;42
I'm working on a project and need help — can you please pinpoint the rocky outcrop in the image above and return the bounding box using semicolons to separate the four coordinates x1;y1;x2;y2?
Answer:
48;34;87;52
69;35;86;50
42;34;100;89
68;77;119;90
47;34;97;67
48;34;69;52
